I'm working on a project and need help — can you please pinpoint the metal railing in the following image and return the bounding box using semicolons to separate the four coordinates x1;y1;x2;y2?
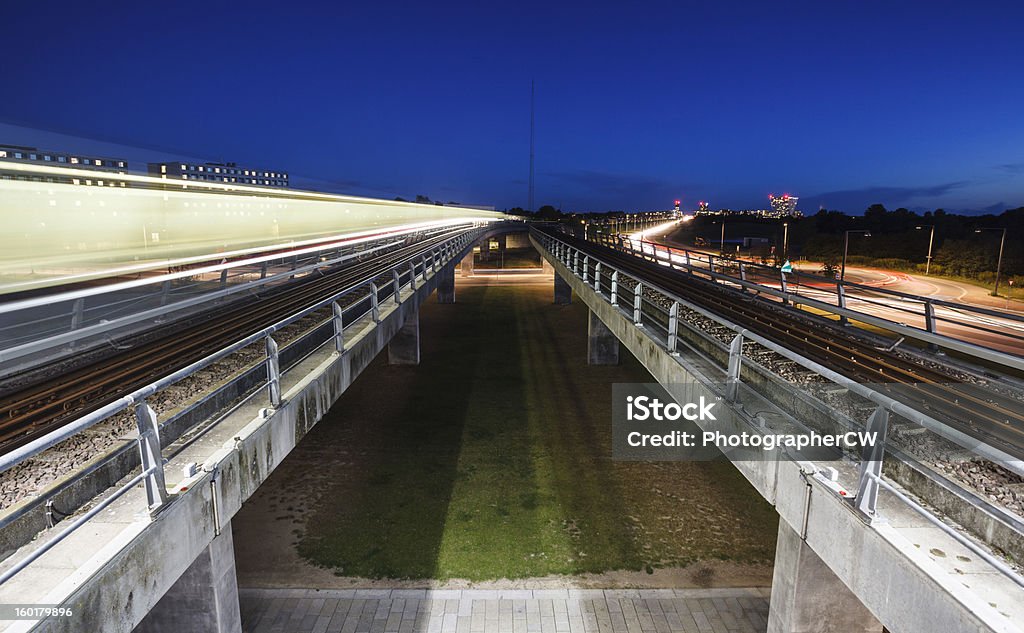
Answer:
592;233;1024;372
535;229;1024;588
0;222;475;377
0;226;482;586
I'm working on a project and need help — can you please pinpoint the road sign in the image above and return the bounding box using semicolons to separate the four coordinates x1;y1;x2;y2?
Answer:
781;260;793;273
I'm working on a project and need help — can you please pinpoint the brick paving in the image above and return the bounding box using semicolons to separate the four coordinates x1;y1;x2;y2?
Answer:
240;587;770;633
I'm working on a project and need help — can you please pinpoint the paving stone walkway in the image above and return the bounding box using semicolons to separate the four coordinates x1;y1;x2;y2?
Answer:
240;587;770;633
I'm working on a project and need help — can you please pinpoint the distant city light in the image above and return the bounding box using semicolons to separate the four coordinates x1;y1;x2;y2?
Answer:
767;193;800;218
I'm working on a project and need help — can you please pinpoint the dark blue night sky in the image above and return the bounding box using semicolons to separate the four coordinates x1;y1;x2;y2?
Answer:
3;1;1024;213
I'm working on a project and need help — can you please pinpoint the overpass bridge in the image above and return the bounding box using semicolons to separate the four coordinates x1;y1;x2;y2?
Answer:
0;173;1020;633
529;226;1024;633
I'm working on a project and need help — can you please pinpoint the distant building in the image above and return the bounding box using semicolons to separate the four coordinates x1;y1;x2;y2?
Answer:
695;202;804;220
0;144;129;186
698;201;710;214
768;194;800;218
147;161;289;188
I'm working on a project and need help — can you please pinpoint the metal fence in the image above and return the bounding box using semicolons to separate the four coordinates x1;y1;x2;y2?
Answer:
0;222;470;378
593;233;1024;372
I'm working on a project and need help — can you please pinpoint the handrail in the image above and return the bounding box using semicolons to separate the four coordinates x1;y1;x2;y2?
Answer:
535;229;1024;475
868;472;1024;589
623;233;1024;323
0;465;156;585
608;235;1024;372
0;237;403;368
0;227;478;474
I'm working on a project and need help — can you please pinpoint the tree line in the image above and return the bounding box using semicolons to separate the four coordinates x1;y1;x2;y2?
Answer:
795;205;1022;280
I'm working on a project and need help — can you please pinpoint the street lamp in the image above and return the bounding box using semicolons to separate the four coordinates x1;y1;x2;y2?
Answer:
716;221;725;252
841;230;871;281
975;227;1008;296
782;222;789;260
916;225;936;275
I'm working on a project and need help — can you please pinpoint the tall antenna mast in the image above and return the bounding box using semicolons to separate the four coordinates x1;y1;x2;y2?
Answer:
528;79;535;212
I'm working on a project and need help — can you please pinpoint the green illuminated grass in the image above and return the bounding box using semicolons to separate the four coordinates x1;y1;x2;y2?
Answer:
293;280;777;581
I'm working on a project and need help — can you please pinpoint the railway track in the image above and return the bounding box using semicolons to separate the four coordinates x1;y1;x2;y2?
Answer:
0;228;470;455
538;226;1024;462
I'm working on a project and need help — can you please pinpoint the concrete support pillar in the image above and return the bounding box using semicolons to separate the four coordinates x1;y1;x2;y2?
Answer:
460;252;474;277
388;310;420;365
554;273;572;305
768;521;882;633
135;525;241;633
437;264;455;304
588;310;620;365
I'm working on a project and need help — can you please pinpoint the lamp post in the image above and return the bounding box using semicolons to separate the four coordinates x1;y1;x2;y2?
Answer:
841;230;871;281
916;225;936;275
782;222;789;260
719;221;726;252
975;227;1008;296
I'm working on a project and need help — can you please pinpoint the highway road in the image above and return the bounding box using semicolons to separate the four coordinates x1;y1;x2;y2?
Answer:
833;266;1023;314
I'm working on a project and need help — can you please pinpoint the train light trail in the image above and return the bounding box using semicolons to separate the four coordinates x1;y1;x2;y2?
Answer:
0;161;506;293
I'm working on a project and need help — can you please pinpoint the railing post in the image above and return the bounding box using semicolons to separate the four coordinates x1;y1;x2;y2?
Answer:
838;282;849;325
393;269;402;304
593;262;602;293
611;271;619;306
780;271;789;305
633;282;643;326
924;301;937;334
739;263;747;288
573;250;580;276
134;402;168;513
583;256;590;284
725;333;743;402
159;280;171;307
370;283;380;322
855;406;890;517
220;268;228;289
70;298;85;331
260;261;268;279
332;301;345;352
924;301;940;352
668;301;680;355
409;262;417;290
266;336;281;407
